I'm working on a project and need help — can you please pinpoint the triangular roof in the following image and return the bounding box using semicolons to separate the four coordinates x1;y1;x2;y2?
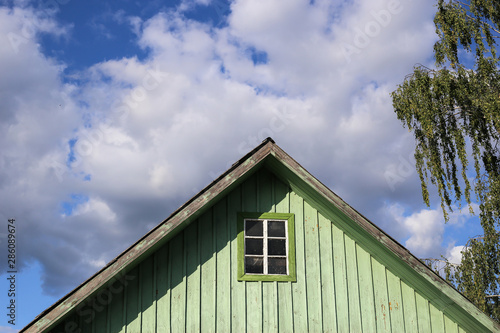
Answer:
23;138;500;332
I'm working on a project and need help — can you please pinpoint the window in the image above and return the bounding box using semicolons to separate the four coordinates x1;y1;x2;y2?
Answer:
237;213;296;281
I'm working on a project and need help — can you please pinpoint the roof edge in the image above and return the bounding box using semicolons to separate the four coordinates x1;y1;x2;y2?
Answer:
266;145;500;332
22;138;276;332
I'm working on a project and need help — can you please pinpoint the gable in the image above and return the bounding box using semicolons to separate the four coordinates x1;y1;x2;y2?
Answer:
23;139;500;332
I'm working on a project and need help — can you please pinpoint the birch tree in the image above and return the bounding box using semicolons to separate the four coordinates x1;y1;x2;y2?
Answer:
391;0;500;321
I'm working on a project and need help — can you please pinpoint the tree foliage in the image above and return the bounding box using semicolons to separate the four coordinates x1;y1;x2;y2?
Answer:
391;0;500;321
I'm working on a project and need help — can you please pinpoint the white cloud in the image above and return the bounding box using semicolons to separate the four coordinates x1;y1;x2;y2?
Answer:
386;202;482;260
0;326;20;333
446;245;464;265
388;204;445;258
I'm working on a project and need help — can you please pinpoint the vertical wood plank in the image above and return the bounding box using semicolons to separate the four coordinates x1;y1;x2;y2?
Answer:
92;305;96;333
156;244;171;332
94;304;107;333
273;175;289;214
120;270;129;333
274;179;293;333
332;223;349;333
229;185;245;333
429;303;445;332
170;234;186;333
125;266;141;332
318;213;336;333
344;235;362;332
80;303;93;333
371;258;391;333
185;221;201;332
304;202;323;332
444;315;459;333
401;281;418;333
108;274;125;333
356;244;376;332
243;173;263;333
386;270;405;332
290;191;308;332
259;169;278;333
71;313;84;333
262;281;278;333
200;209;216;332
53;312;80;333
215;198;231;332
415;292;431;333
141;256;156;333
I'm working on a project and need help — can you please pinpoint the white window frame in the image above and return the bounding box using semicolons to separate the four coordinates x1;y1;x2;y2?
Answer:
244;218;289;275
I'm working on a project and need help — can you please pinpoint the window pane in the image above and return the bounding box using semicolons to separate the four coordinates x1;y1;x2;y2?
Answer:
245;257;264;274
268;239;286;255
245;238;263;255
268;220;286;237
268;257;287;274
245;220;263;236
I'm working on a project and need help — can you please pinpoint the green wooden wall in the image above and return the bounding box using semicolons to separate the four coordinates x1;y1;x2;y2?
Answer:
50;167;467;332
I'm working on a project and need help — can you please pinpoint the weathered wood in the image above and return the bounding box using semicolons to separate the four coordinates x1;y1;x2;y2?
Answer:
356;244;376;332
290;191;308;332
259;169;278;333
318;213;336;333
430;302;445;332
125;266;141;332
170;233;186;332
156;244;170;332
445;315;460;333
108;278;124;333
332;222;349;333
304;202;323;332
215;198;231;332
185;222;200;332
141;256;156;332
274;179;293;333
415;292;432;333
386;269;405;331
200;209;215;332
243;173;263;333
229;185;245;333
401;280;418;333
371;257;391;333
345;235;362;332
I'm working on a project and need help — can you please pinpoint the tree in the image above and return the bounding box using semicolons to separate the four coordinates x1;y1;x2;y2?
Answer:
391;0;500;321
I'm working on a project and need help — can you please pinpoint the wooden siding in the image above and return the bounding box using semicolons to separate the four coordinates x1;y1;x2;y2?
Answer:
50;167;467;333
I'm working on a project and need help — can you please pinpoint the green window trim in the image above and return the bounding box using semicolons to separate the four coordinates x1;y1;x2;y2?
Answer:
237;212;296;282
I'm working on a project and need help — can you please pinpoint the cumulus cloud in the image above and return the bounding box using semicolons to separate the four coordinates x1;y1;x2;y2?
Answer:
446;245;464;265
388;204;445;258
386;201;483;260
0;0;459;301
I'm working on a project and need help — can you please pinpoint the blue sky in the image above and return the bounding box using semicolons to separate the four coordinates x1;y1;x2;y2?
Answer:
0;0;486;331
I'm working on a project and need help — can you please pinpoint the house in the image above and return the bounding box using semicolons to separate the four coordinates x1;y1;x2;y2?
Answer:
22;138;500;332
